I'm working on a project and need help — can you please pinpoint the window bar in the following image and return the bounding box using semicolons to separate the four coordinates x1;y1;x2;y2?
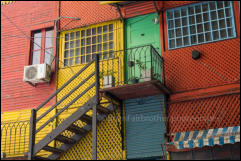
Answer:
201;2;207;42
215;2;221;40
194;6;198;44
223;1;228;40
230;1;236;37
173;11;177;49
208;2;214;42
187;7;191;46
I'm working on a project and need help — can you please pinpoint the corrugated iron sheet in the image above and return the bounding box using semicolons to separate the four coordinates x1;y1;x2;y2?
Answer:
125;95;167;159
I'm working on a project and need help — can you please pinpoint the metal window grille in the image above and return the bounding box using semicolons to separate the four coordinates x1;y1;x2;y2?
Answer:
63;23;114;67
166;1;236;50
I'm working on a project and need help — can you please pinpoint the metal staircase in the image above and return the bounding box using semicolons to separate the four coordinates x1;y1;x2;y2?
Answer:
28;55;121;160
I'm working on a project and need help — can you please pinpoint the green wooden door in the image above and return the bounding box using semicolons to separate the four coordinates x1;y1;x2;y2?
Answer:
125;13;161;84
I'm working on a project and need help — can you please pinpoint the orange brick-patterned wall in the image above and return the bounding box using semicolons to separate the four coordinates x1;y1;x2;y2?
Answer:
168;93;240;141
1;1;58;112
163;1;240;93
59;1;120;31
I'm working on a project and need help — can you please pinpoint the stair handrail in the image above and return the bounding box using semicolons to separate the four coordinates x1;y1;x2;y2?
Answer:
35;58;95;112
28;55;99;160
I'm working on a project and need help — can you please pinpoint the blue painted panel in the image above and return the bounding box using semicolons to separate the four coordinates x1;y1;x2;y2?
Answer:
125;95;167;159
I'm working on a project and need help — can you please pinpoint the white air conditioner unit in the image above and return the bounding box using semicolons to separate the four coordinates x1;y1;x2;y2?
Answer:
23;63;51;84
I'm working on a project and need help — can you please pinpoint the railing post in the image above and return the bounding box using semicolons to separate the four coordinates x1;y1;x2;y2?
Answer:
28;109;36;160
150;46;153;80
92;54;99;160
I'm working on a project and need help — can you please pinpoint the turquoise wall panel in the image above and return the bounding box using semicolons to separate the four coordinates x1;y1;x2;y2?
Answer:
125;95;167;159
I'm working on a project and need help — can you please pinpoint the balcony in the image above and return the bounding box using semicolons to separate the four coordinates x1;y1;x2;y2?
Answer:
99;45;170;100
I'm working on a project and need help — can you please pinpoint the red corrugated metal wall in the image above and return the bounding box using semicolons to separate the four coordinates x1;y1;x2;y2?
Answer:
59;1;120;31
163;1;240;93
162;1;240;139
168;94;240;141
1;1;58;112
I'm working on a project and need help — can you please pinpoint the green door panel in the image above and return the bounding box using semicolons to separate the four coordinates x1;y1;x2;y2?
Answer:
125;13;161;84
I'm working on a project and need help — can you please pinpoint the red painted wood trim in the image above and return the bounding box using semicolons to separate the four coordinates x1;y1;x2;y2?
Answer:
169;83;240;104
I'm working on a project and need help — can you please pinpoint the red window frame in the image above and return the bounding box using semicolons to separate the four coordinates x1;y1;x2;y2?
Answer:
30;27;54;65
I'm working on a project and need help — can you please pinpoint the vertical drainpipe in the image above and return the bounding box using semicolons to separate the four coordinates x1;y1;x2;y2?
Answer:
54;1;61;149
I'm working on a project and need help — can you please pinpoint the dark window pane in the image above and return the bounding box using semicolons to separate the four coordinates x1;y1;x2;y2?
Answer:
76;31;80;39
75;40;80;47
81;30;85;37
198;33;204;43
220;29;227;39
197;24;203;33
211;11;217;20
109;24;113;32
168;30;175;38
174;10;180;17
87;37;91;45
92;36;97;44
64;59;69;66
69;58;74;66
92;28;96;35
196;14;203;23
70;32;75;40
65;33;69;41
175;19;181;27
209;2;216;10
175;28;182;37
109;41;113;49
212;30;219;40
103;43;108;50
81;39;85;46
75;48;80;56
188;7;194;15
92;45;96;53
98;35;102;43
75;57;80;64
86;46;91;54
203;13;210;22
64;50;69;58
103;25;108;33
212;21;218;30
81;56;85;64
168;20;174;29
86;55;91;63
205;32;212;41
87;29;91;36
70;49;74;57
65;42;70;49
98;26;102;34
109;33;113;40
81;47;85;55
103;34;108;42
195;5;201;14
167;11;173;19
70;41;74;48
98;44;102;51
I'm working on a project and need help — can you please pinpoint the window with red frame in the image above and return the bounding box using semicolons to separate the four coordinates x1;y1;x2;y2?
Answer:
31;28;54;65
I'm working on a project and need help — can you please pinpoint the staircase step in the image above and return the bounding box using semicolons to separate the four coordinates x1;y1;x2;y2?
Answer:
80;114;92;124
34;156;51;160
55;135;76;144
67;124;88;134
42;146;64;154
97;105;110;114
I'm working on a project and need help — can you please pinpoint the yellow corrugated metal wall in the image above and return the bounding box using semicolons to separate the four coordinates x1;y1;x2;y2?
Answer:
57;19;124;160
1;108;56;158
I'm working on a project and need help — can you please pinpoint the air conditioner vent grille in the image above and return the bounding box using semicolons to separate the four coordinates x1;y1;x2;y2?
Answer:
25;66;37;79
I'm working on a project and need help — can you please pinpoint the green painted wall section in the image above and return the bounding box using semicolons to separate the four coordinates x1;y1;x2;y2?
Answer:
124;13;161;84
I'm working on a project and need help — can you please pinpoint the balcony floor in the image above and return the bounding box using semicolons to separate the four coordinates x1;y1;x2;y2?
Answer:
100;80;171;100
